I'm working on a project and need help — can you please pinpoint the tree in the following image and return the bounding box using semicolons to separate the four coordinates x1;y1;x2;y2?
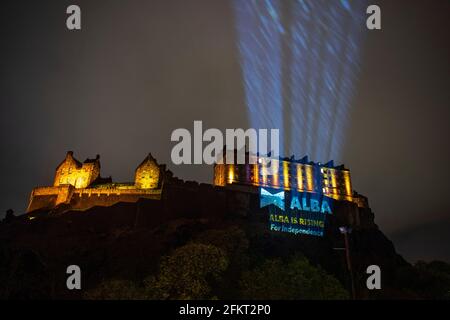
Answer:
84;279;143;300
195;227;249;260
414;260;450;299
194;227;249;298
240;255;349;300
144;243;228;300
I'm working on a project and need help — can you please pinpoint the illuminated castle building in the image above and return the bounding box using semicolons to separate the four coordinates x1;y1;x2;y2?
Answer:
213;149;367;208
27;149;367;213
27;151;170;212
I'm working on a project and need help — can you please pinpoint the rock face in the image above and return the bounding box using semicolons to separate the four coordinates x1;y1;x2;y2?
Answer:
0;182;421;299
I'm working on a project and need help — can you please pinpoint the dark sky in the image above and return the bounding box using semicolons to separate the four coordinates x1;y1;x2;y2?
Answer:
1;0;449;262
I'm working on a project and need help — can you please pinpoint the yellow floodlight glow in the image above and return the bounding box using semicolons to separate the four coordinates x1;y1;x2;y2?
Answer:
306;166;314;191
228;165;234;184
331;169;337;195
253;163;259;185
283;161;289;189
272;159;279;188
296;164;303;191
262;162;267;185
343;171;352;196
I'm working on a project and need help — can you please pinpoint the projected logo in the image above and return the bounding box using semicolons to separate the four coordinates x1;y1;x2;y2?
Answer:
260;188;333;237
260;188;285;210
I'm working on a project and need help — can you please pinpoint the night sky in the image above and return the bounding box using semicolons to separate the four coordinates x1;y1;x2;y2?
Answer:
1;0;449;262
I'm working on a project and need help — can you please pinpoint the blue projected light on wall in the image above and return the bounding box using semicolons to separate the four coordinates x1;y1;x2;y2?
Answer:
260;188;285;210
260;187;334;237
233;0;367;163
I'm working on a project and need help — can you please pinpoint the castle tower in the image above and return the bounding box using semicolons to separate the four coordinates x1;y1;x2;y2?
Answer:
135;153;160;189
53;151;100;189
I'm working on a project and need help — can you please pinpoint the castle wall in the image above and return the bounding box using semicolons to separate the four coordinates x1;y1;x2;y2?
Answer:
214;158;364;207
162;182;227;219
135;161;160;189
213;164;226;186
68;191;161;211
27;194;58;212
27;151;367;217
27;186;74;212
27;185;162;213
74;162;100;188
216;162;320;192
54;155;80;187
55;185;75;206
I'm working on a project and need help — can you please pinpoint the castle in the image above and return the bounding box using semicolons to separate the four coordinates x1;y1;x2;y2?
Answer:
214;149;367;208
27;150;367;213
27;151;171;212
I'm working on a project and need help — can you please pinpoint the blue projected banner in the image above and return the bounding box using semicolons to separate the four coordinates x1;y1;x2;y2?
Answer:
260;188;333;237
